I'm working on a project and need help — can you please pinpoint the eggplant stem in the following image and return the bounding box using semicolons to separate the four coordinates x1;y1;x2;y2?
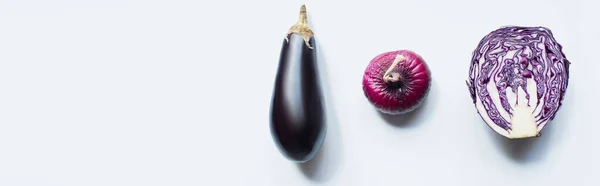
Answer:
383;54;406;83
297;5;308;26
286;5;314;49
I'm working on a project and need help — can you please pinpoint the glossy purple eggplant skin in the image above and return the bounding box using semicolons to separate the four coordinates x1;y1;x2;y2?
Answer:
270;33;326;163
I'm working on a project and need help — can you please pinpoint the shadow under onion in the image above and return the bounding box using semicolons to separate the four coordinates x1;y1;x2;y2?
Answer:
377;80;436;129
378;102;425;128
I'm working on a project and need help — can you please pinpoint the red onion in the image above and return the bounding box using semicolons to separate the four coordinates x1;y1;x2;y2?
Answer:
362;50;432;114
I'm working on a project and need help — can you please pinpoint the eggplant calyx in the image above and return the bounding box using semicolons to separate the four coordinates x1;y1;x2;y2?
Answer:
286;5;314;49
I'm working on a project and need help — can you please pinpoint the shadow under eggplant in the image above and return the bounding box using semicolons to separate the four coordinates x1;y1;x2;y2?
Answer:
296;33;342;183
297;134;341;182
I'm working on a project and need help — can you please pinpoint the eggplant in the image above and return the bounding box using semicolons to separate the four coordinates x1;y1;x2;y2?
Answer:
270;5;326;163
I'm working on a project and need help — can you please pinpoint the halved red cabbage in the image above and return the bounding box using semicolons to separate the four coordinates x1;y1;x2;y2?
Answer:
467;26;570;139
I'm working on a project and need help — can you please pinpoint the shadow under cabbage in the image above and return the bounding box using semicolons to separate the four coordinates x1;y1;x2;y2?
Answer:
489;115;559;163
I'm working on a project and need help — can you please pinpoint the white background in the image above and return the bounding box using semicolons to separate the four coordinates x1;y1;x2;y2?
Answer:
0;0;598;185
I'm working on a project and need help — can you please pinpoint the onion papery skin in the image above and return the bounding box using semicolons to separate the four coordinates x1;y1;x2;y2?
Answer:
466;26;570;139
362;50;432;115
